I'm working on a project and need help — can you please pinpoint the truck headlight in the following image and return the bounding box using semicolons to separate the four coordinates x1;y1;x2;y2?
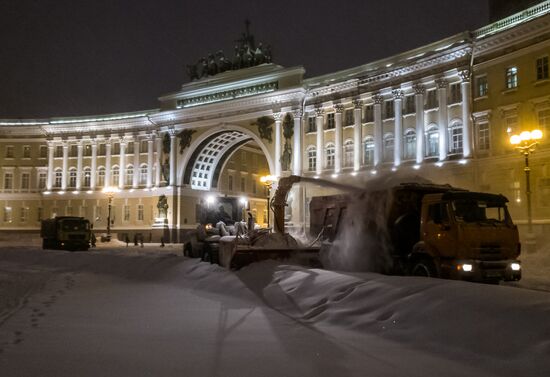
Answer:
458;263;473;272
510;263;521;271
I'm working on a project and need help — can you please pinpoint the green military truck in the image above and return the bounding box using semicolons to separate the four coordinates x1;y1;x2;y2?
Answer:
41;216;91;251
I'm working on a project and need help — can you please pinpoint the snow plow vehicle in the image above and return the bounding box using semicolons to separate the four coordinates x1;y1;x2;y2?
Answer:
41;216;91;251
310;182;522;283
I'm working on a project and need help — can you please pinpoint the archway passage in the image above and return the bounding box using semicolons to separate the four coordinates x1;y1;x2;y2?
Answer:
184;130;254;190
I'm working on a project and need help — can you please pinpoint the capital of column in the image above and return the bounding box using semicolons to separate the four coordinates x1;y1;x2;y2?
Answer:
352;99;363;109
314;107;324;118
436;79;448;89
459;70;471;83
292;109;303;119
272;112;283;121
334;104;345;113
413;84;425;95
372;94;384;105
167;127;177;137
392;90;404;101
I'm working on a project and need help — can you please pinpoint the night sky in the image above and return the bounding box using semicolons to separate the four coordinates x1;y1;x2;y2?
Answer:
0;0;489;119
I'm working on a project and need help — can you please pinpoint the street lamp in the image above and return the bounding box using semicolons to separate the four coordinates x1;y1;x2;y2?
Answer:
510;129;543;252
102;186;120;240
260;175;277;229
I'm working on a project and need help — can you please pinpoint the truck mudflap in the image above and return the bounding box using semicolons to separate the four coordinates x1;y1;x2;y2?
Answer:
445;259;522;282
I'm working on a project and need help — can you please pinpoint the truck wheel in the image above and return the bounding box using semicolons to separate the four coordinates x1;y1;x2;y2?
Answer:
411;258;438;278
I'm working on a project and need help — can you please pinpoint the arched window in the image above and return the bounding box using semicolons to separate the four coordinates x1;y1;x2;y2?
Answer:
363;136;374;166
83;167;91;187
307;146;316;172
54;169;62;188
125;164;134;186
68;168;77;188
325;143;335;168
449;122;463;154
404;129;416;160
383;133;394;162
97;167;105;187
140;164;148;185
426;125;439;157
112;166;120;185
344;140;354;167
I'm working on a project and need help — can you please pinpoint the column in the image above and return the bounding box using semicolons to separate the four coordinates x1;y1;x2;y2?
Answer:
334;104;344;174
437;79;448;161
147;137;154;188
393;90;404;167
61;142;68;190
373;94;383;167
169;131;177;186
292;109;303;176
273;112;283;177
414;84;425;164
155;135;162;187
353;100;362;172
76;141;83;190
133;138;140;188
46;142;54;190
315;108;324;175
105;141;112;188
460;70;473;158
90;141;97;189
119;139;126;189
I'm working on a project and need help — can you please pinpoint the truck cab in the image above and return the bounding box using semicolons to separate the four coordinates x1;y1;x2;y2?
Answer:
415;191;521;282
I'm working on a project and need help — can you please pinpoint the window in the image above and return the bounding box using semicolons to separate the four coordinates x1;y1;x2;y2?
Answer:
426;90;438;109
506;67;518;89
3;207;12;223
83;168;91;187
428;203;449;224
54;169;62;188
404;130;416;160
125;165;133;186
345;110;354;126
536;56;549;81
84;144;92;156
124;205;130;222
404;96;415;114
140;140;148;153
449;123;463;154
113;143;120;155
68;168;77;188
383;134;394;162
40;145;48;158
252;180;257;194
112;166;120;185
38;172;47;189
538;109;550;133
449;83;461;104
4;172;13;190
22;146;31;158
69;145;77;157
20;207;28;223
326;113;335;130
325;144;335;168
99;144;106;156
364;137;374;165
364;105;374;123
21;173;30;190
228;175;233;191
307;117;316;133
55;145;63;157
137;204;144;221
66;207;73;216
127;142;134;154
476;76;488;97
37;207;43;222
140;164;147;185
505;116;518;133
426;126;439;157
307;146;316;172
97;167;105;187
384;101;394;119
5;145;14;158
241;177;246;192
344;140;354;167
478;123;490;151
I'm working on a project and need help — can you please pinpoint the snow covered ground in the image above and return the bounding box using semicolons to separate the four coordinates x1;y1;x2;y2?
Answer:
1;237;549;376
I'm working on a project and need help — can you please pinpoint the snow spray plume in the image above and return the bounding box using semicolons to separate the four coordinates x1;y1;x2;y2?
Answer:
321;172;432;273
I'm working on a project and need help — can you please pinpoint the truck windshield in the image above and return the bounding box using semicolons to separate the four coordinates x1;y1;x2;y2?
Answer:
452;200;509;224
61;220;89;231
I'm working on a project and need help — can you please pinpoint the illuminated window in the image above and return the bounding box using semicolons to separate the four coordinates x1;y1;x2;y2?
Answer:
476;76;488;97
383;134;394;162
125;165;133;186
68;168;77;188
54;169;62;188
506;67;518;89
478;123;490;151
449;123;463;154
426;126;439;157
97;167;105;187
404;129;416;160
140;164;147;185
363;137;374;166
307;146;316;172
83;168;91;187
3;207;13;223
538;109;550;134
325;143;335;168
4;172;13;190
22;145;31;158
